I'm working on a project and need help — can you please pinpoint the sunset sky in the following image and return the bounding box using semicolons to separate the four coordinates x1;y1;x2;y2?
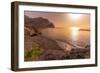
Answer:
24;11;90;30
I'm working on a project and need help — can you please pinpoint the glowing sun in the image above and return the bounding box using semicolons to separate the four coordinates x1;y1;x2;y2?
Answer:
69;14;81;21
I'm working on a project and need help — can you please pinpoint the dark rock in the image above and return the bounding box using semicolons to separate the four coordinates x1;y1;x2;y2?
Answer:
40;49;66;60
24;15;55;28
24;16;55;37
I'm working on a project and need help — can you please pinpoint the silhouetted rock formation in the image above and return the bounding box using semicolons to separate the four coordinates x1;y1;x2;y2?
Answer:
25;16;54;28
24;15;55;36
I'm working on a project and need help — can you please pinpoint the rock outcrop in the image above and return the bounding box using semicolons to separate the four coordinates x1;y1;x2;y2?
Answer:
24;16;55;36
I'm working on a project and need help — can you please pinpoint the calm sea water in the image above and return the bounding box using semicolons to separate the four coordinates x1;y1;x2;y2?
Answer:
42;28;90;47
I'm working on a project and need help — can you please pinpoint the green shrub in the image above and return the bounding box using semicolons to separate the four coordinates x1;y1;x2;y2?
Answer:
25;47;44;61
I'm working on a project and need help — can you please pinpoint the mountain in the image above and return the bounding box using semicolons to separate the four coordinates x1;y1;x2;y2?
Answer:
24;15;55;28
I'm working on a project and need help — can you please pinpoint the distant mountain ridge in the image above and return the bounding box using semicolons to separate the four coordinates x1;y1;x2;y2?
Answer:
24;15;55;28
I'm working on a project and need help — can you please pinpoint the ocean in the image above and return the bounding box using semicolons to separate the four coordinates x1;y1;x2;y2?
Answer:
42;28;90;47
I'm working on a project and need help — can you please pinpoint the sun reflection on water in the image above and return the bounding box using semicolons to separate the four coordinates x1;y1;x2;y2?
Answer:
70;27;80;41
